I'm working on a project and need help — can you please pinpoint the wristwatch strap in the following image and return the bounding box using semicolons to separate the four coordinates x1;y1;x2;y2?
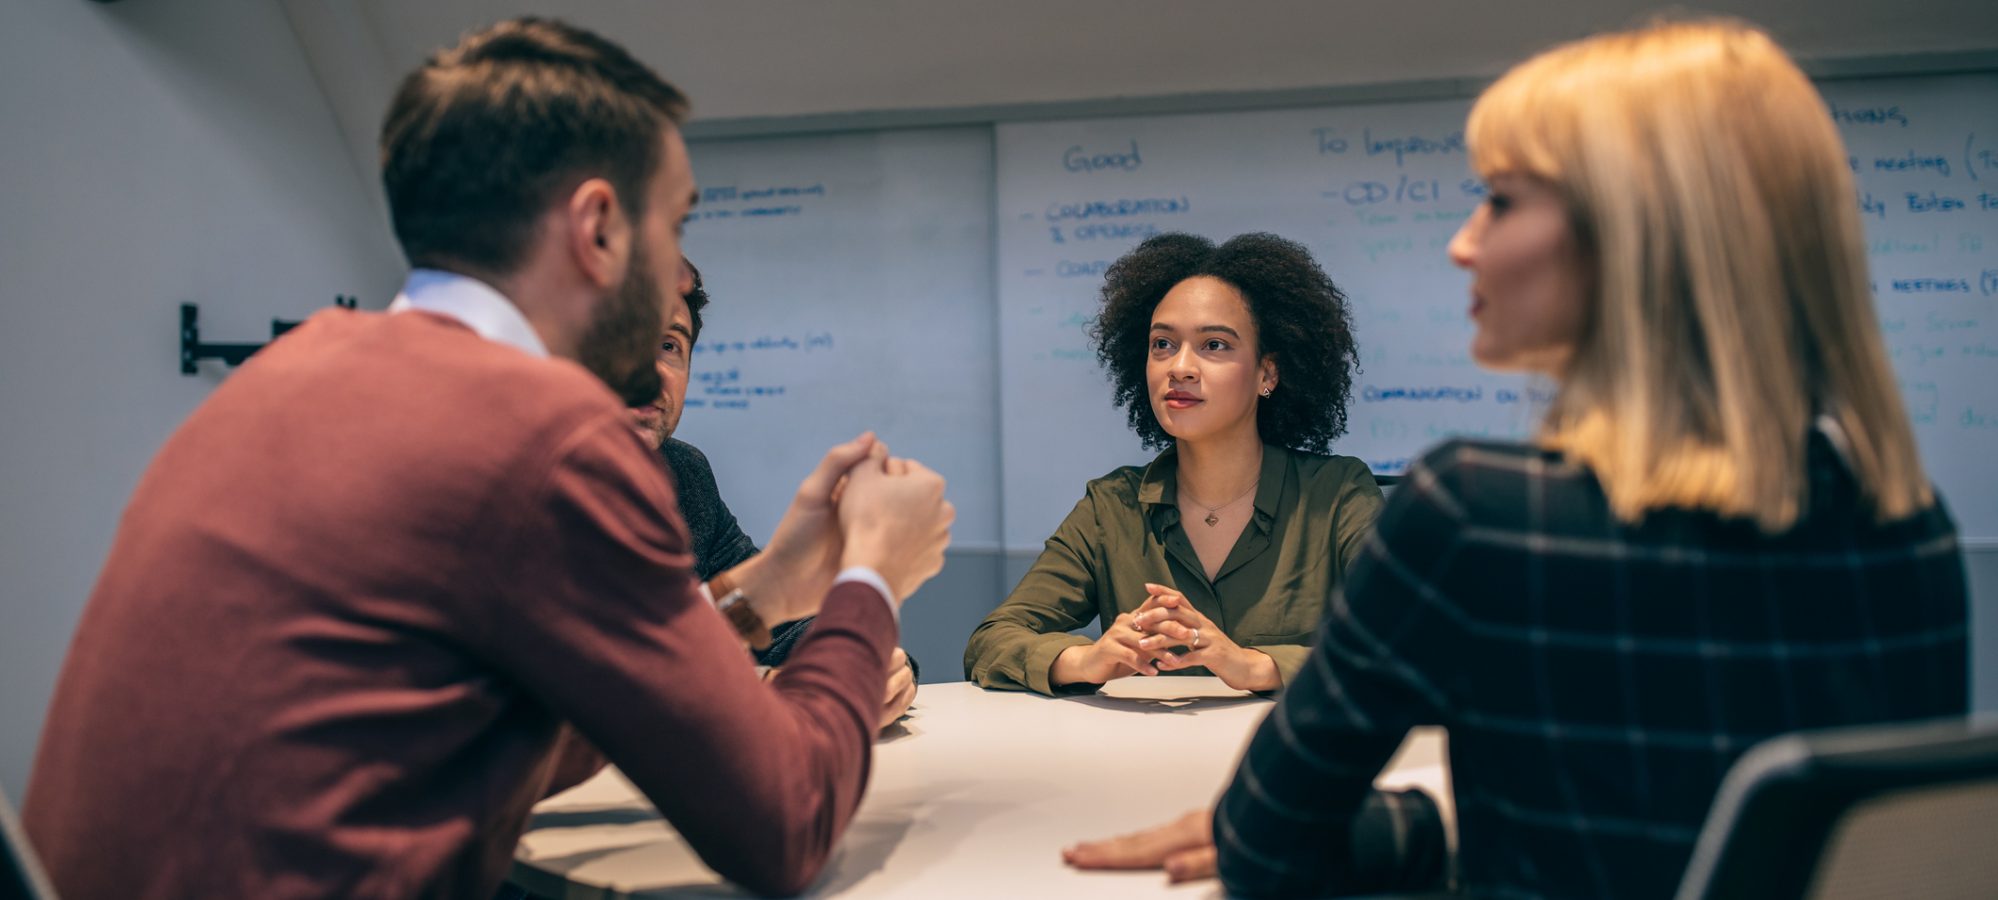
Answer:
709;572;772;651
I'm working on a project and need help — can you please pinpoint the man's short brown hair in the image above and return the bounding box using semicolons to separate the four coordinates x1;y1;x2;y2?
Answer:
380;18;689;275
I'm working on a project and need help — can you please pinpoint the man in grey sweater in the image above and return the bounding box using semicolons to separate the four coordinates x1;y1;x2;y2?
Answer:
632;261;919;730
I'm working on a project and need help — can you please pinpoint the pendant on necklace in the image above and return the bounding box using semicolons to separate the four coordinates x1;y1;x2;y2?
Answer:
1204;512;1220;527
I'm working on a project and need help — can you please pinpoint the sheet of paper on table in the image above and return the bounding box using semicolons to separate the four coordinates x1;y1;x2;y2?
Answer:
1096;676;1256;704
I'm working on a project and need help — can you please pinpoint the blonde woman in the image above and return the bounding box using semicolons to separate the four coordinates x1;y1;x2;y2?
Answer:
1064;20;1969;898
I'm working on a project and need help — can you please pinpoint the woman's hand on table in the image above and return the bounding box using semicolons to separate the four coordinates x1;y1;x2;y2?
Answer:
1050;609;1166;686
1061;808;1217;884
1132;584;1281;692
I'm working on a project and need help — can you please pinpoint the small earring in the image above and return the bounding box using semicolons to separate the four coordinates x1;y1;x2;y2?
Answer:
1259;386;1274;398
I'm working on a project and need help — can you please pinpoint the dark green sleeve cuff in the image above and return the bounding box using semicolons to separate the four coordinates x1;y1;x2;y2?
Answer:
1022;633;1096;696
1256;643;1313;689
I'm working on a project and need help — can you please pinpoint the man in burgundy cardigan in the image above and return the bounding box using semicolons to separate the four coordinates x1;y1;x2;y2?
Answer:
24;17;953;899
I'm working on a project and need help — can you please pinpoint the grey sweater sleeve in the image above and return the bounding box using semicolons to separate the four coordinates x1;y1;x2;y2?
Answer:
658;438;760;581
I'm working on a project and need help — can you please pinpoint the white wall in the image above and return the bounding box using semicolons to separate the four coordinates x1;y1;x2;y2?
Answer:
0;0;403;799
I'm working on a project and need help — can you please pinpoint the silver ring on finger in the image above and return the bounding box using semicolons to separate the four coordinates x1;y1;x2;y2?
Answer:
1190;627;1201;649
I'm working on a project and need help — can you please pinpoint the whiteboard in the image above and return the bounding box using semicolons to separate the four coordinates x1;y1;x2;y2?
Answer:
669;74;1995;552
996;73;1998;547
1824;74;1998;544
676;127;1000;550
996;97;1513;548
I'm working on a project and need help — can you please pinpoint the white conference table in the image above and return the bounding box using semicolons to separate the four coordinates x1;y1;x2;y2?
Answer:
511;677;1452;899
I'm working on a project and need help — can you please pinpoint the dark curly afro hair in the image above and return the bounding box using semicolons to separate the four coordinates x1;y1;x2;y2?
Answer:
1088;232;1358;453
682;257;710;344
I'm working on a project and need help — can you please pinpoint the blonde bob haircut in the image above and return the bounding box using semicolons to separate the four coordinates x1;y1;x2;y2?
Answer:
1466;19;1931;531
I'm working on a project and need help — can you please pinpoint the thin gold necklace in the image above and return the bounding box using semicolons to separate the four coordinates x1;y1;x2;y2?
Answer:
1181;478;1259;527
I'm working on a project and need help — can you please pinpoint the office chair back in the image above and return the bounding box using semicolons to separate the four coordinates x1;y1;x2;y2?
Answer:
1;786;57;900
1675;716;1998;900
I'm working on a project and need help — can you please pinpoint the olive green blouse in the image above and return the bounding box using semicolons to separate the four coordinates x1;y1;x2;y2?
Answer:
964;445;1385;695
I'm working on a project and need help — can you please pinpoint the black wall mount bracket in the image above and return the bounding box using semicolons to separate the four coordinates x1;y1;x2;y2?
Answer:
179;296;358;374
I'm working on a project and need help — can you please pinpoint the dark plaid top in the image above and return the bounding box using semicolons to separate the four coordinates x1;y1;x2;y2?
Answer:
1214;433;1969;899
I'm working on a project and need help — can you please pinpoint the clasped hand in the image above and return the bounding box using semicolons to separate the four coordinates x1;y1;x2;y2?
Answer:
1055;584;1278;692
750;432;954;622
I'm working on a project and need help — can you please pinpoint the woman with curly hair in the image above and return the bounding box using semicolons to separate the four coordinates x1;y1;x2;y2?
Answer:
964;232;1383;695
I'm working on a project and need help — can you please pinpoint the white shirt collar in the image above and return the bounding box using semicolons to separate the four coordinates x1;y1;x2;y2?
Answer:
387;268;549;358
